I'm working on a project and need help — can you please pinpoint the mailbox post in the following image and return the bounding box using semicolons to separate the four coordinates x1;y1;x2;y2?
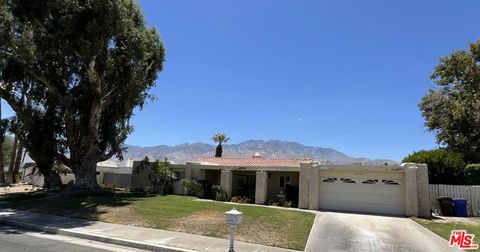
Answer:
225;208;243;252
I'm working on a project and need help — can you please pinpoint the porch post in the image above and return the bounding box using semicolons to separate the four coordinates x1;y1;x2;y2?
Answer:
221;170;233;199
308;163;320;210
185;162;194;179
255;171;268;204
299;162;311;209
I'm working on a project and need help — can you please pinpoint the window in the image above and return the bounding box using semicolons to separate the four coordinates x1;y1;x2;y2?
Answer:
280;176;291;187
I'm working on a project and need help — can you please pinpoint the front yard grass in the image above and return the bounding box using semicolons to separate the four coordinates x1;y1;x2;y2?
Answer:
0;191;314;250
413;217;480;252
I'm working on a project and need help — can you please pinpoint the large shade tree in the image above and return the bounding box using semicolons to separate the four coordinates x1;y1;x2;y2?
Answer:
420;40;480;163
0;0;165;189
12;101;63;189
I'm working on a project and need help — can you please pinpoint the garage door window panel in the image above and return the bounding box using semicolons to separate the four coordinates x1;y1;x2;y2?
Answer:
322;178;337;183
340;178;356;183
382;179;400;185
361;179;378;184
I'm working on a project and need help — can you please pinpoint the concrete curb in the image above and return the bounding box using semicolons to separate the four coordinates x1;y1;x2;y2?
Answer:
0;218;197;252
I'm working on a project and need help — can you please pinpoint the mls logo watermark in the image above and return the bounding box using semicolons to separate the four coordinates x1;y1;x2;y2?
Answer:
449;230;478;250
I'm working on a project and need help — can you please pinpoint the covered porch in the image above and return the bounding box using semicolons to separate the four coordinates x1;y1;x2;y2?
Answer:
218;169;300;205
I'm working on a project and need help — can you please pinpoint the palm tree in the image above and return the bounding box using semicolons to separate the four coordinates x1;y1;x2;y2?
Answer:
211;133;230;157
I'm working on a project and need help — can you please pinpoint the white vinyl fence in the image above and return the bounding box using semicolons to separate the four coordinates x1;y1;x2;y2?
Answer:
429;184;480;217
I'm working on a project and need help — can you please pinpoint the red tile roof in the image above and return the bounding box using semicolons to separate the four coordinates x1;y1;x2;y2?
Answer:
194;157;313;167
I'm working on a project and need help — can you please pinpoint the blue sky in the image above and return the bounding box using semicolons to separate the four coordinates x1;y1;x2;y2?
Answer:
3;1;480;161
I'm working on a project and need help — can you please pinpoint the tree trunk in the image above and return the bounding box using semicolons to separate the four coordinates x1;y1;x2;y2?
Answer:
64;95;101;190
37;160;62;189
0;139;4;185
0;148;4;185
13;143;23;184
72;159;98;189
156;184;164;195
43;169;62;189
7;135;18;184
160;179;167;195
215;143;222;157
0;98;5;186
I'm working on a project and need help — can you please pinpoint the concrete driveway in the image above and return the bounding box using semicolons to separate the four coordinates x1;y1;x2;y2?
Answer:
305;211;461;252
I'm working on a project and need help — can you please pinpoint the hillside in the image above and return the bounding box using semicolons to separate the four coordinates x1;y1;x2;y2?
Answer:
122;140;397;165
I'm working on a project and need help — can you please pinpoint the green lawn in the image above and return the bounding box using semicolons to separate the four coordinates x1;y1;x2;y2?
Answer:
414;218;480;252
0;191;314;250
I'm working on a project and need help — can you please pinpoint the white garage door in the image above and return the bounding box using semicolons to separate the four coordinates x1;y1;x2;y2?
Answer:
318;170;406;215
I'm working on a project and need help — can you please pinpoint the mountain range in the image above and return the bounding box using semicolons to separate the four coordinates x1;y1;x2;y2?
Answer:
121;140;398;165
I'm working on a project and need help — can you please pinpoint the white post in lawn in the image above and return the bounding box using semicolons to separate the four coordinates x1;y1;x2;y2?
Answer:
225;208;242;252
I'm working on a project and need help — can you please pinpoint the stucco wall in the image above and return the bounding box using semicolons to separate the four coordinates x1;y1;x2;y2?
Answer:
130;161;187;193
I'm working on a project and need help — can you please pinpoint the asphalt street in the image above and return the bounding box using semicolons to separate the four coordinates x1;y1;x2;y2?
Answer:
0;224;147;252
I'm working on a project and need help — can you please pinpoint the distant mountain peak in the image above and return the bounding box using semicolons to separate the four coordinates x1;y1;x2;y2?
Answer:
122;140;398;165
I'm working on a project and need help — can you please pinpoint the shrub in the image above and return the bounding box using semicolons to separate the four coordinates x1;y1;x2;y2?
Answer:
402;149;466;184
211;184;222;195
267;200;278;206
212;185;227;201
231;196;251;204
180;178;202;196
100;184;117;191
267;199;294;208
134;158;175;194
464;164;480;185
148;159;175;195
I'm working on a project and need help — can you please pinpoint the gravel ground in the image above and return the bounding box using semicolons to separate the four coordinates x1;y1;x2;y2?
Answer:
430;214;480;225
0;183;41;195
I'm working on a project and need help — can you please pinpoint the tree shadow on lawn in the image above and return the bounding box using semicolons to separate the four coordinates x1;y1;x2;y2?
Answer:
0;187;155;222
0;225;24;235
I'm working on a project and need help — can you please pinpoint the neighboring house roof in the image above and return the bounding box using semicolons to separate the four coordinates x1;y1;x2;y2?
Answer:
194;156;313;167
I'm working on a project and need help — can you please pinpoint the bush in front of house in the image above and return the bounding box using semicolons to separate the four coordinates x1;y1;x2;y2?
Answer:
180;178;202;196
231;196;252;204
464;164;480;185
148;159;175;195
402;149;466;184
212;185;227;201
267;200;295;208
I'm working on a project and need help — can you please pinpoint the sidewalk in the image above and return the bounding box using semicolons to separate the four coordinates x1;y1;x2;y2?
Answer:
0;209;298;252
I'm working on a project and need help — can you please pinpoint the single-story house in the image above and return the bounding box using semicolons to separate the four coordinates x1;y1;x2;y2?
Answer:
130;154;430;218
